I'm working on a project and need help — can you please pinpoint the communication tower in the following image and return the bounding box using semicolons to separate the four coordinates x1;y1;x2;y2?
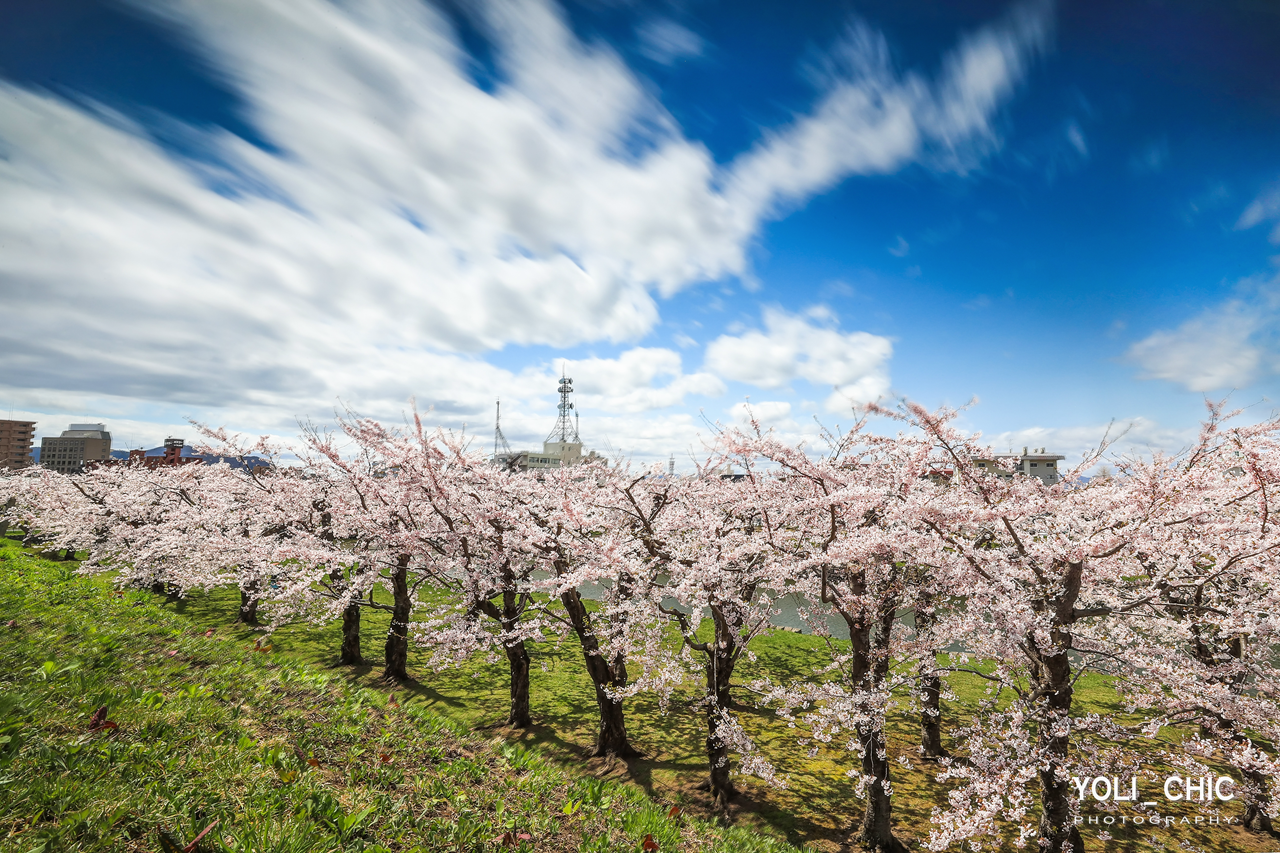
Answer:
494;399;512;458
545;370;581;444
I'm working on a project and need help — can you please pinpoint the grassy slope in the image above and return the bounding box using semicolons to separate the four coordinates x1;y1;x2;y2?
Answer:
2;533;1273;852
0;536;802;853
159;580;1277;853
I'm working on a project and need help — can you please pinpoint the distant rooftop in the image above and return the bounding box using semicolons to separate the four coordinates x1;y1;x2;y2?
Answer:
69;423;106;431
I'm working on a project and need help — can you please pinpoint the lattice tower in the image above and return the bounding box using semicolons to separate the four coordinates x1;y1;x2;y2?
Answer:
545;371;580;444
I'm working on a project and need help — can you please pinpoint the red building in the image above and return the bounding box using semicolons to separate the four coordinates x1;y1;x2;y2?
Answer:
0;420;36;470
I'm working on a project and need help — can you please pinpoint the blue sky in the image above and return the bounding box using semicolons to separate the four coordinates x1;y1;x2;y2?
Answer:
2;0;1279;466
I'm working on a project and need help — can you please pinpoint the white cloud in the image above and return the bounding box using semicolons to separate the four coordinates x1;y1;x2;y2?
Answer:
1237;181;1280;244
729;400;793;427
887;235;910;257
636;18;704;65
703;307;892;411
982;417;1200;470
1128;182;1280;393
564;348;724;413
0;0;1046;458
1126;272;1280;392
726;2;1049;221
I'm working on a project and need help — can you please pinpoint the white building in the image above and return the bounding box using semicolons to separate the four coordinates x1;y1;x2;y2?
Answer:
974;447;1066;485
40;423;112;474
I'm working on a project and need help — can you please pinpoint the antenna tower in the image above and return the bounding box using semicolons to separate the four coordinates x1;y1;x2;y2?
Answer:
545;369;580;444
494;399;512;458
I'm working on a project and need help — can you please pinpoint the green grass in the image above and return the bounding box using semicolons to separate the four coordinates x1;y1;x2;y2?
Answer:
0;536;806;853
3;533;1275;852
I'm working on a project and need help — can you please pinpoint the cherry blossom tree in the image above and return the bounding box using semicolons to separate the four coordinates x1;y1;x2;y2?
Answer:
719;409;948;853
912;401;1280;853
601;464;791;809
523;463;646;758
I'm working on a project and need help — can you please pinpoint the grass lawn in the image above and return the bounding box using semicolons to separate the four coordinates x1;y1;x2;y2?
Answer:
0;535;803;853
2;532;1275;852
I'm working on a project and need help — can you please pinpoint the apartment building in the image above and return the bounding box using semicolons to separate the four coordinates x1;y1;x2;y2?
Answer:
40;423;112;474
0;420;36;470
974;447;1066;485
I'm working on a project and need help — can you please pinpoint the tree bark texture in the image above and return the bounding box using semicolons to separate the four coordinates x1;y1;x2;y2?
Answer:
1190;631;1275;835
328;559;363;666
237;583;261;626
915;601;948;760
841;599;906;853
340;602;363;665
560;587;637;758
702;603;743;811
919;669;947;760
504;639;533;728
1242;768;1275;834
474;564;535;729
382;554;411;683
1029;560;1084;853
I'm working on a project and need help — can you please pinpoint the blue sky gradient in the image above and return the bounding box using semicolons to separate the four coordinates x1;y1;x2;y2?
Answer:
1;0;1278;465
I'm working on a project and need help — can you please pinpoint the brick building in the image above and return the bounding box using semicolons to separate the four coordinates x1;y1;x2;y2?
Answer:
0;420;36;470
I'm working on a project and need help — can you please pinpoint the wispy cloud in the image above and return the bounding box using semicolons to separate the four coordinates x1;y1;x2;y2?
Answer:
1129;137;1169;175
1065;119;1087;157
1236;181;1280;244
727;0;1051;220
636;18;704;65
1127;272;1280;392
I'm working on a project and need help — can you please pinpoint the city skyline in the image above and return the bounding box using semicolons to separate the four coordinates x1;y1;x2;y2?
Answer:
2;0;1279;468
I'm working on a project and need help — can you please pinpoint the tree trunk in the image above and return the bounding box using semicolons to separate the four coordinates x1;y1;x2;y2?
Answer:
505;639;532;728
339;602;362;665
703;605;740;812
847;605;905;853
705;705;735;812
474;565;535;729
382;554;411;683
1030;634;1083;853
915;598;948;760
560;587;637;758
0;497;13;537
237;586;260;625
329;559;363;666
1243;767;1275;833
1029;560;1084;853
919;668;947;760
829;567;905;853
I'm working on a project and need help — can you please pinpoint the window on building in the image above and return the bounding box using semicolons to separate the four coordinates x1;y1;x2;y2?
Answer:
1030;463;1038;467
